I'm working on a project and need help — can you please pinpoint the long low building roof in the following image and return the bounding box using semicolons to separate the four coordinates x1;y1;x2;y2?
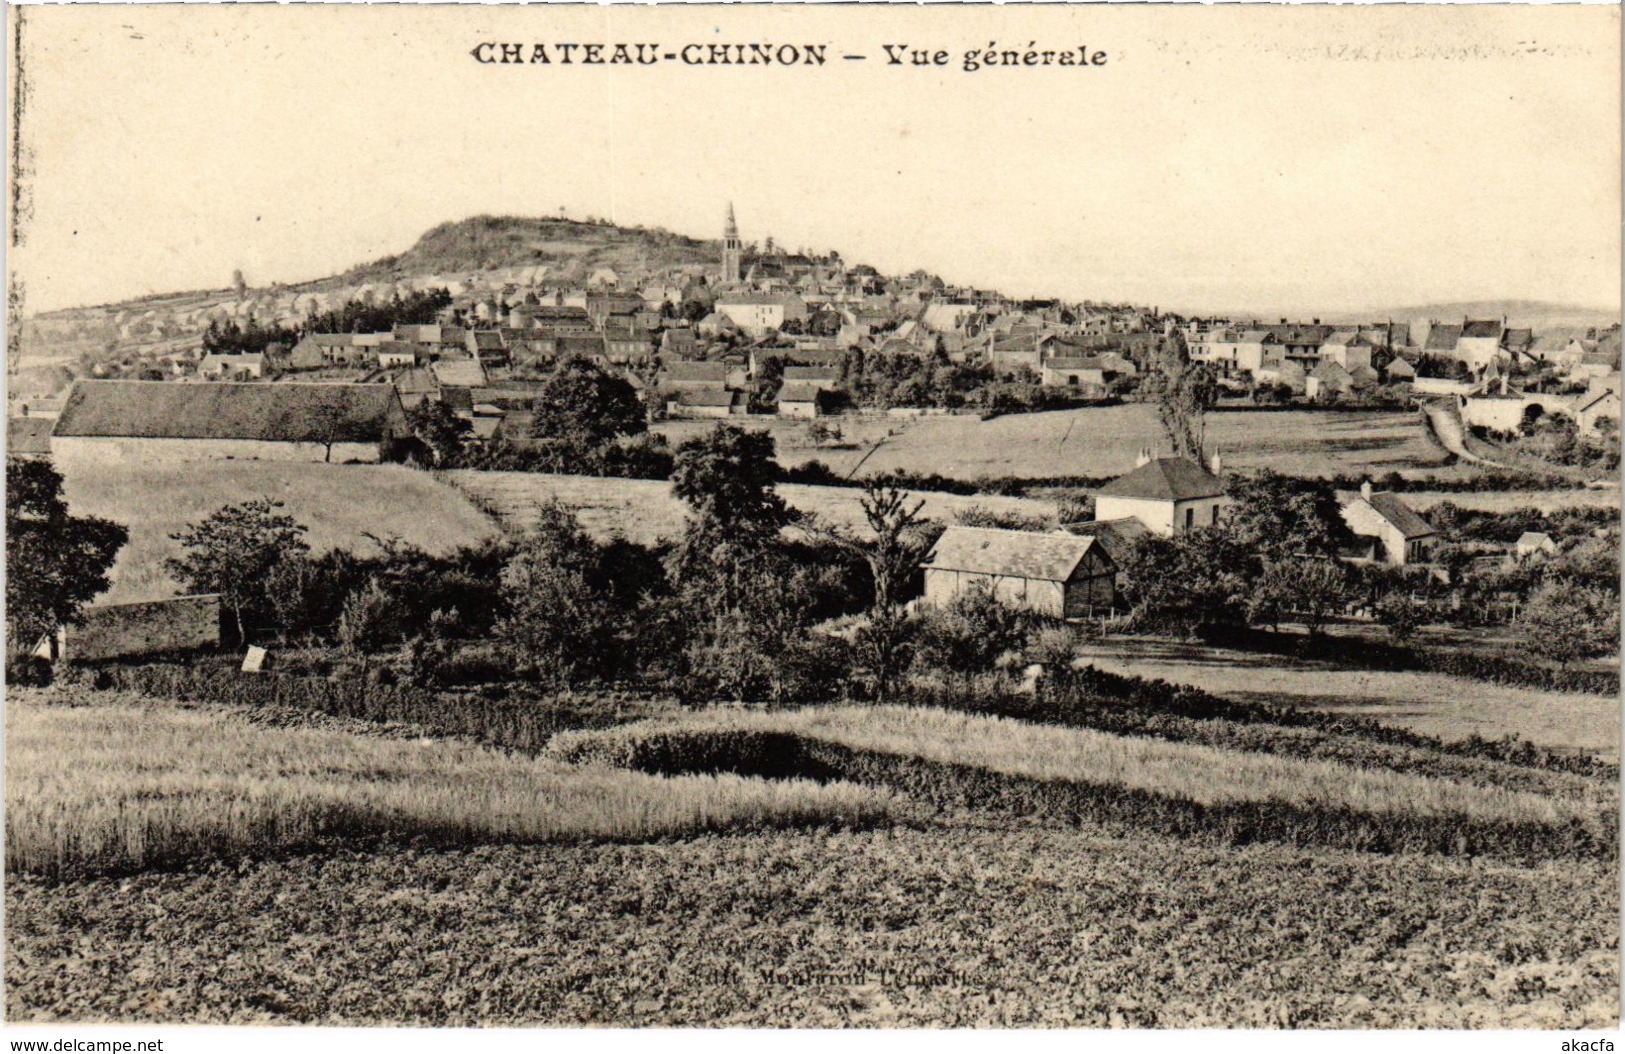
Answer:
923;525;1104;583
53;380;402;443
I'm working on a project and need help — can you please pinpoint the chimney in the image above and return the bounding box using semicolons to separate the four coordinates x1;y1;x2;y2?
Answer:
1360;480;1373;501
1135;446;1152;468
1210;448;1223;477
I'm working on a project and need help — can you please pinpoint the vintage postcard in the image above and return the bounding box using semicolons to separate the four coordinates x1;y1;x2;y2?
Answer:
4;2;1620;1034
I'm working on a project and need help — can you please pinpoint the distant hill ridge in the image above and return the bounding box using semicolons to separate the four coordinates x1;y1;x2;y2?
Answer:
335;214;720;287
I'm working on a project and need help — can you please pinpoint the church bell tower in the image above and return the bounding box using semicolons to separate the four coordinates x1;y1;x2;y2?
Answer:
722;202;742;285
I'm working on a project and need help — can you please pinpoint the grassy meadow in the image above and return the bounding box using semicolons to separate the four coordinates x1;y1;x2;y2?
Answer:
59;460;498;603
7;683;1617;1025
3;689;894;879
1072;639;1622;759
548;706;1614;853
445;469;1057;543
656;405;1460;481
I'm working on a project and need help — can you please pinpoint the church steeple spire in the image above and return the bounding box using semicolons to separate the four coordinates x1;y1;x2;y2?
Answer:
722;202;742;284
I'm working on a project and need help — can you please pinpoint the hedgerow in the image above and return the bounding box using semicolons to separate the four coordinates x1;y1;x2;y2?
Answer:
89;663;658;755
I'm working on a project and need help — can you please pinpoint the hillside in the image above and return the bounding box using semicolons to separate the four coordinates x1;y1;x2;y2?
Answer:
60;461;498;603
334;215;719;287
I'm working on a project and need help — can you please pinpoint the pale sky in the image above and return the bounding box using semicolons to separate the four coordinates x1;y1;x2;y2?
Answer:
8;4;1620;316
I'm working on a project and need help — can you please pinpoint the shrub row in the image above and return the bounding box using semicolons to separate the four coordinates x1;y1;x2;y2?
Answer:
551;727;1616;862
89;663;655;755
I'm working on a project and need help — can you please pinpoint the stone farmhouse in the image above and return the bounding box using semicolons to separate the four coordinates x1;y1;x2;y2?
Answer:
51;380;411;464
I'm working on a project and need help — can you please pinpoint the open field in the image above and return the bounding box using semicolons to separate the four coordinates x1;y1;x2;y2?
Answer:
656;406;1461;481
4;689;892;879
6;686;1616;1025
549;706;1606;834
1073;640;1621;760
60;461;498;603
444;470;1056;543
1397;488;1622;514
8;833;1614;1027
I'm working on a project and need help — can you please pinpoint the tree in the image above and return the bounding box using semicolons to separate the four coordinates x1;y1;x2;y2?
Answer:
1523;580;1620;663
1152;360;1219;462
1375;591;1423;645
6;458;128;662
495;501;622;685
407;399;473;467
857;482;931;614
166;498;310;643
530;356;647;449
335;577;404;654
671;425;790;547
913;584;1031;682
1225;470;1352;561
1117;529;1250;639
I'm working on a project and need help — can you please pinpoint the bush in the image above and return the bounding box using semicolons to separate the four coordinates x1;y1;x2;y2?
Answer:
1523;581;1621;663
6;655;53;688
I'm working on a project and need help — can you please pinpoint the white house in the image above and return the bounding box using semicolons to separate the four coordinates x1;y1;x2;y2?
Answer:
1339;482;1437;566
1093;452;1229;537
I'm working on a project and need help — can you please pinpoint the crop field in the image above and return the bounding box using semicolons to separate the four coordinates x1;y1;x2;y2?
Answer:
656;406;1460;481
8;833;1615;1027
443;470;1056;544
1398;488;1622;514
1072;640;1621;759
7;686;1616;1026
58;461;498;603
4;689;893;880
548;707;1614;861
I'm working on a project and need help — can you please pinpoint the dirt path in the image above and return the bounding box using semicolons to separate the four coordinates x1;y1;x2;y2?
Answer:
1420;401;1506;468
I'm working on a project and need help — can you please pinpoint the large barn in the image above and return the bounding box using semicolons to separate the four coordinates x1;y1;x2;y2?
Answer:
51;380;411;464
921;525;1116;620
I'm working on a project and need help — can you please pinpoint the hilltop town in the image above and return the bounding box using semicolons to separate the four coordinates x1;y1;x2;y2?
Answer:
11;206;1621;453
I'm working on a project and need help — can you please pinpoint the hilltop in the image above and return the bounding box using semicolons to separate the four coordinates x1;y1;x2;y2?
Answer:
330;215;721;288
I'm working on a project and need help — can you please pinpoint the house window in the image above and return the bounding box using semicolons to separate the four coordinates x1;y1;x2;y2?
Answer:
1212;505;1220;526
1185;507;1195;531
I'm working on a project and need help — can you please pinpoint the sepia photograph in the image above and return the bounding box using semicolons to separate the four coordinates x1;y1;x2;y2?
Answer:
3;2;1620;1033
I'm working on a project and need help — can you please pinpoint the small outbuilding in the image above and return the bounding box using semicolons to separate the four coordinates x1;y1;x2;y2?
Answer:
921;526;1116;620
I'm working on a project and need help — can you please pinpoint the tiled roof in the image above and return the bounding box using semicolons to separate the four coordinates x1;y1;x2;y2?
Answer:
1096;458;1225;502
1365;492;1435;540
662;361;728;383
776;381;824;404
53;380;401;443
1425;325;1463;351
923;526;1100;583
431;361;489;388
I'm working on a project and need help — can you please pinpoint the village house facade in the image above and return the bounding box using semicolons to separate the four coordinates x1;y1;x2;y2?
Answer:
1339;482;1437;566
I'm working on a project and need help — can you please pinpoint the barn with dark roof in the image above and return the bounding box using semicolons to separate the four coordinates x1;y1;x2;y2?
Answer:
51;380;409;464
921;525;1116;619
